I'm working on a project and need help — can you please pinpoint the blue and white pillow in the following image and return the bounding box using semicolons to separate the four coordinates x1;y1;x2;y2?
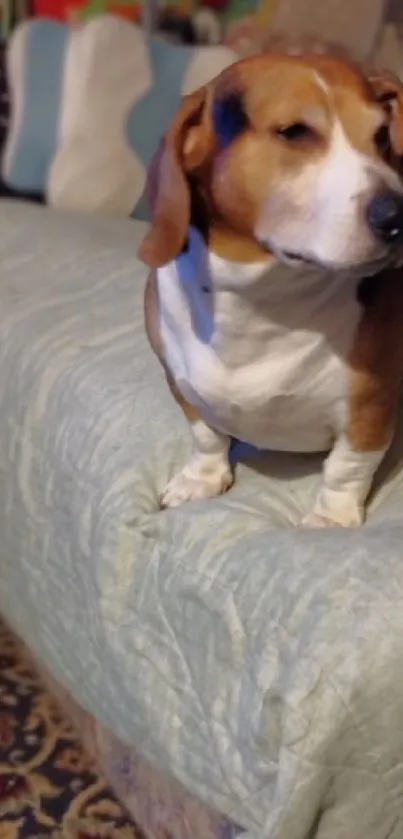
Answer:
2;16;235;218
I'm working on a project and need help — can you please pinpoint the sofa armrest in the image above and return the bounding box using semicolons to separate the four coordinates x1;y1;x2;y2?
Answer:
1;202;403;839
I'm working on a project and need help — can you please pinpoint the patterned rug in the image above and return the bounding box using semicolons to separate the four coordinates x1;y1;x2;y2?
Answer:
0;620;144;839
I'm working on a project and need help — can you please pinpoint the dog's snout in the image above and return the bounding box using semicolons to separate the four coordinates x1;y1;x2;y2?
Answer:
367;191;403;245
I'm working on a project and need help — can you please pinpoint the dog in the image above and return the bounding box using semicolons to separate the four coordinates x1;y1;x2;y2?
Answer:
138;52;403;527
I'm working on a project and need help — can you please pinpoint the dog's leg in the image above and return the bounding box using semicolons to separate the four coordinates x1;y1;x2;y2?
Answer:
144;271;233;508
302;434;388;528
303;269;403;529
161;415;233;508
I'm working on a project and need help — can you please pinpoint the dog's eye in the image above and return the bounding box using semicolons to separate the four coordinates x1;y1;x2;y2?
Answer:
275;123;315;142
376;90;397;109
374;123;391;156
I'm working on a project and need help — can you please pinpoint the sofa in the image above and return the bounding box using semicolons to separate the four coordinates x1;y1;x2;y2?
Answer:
2;12;403;839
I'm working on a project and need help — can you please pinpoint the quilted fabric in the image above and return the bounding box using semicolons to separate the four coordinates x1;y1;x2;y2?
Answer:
2;16;235;217
1;202;403;838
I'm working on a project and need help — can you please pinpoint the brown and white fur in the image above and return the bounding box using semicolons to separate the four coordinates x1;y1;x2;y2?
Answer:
139;52;403;527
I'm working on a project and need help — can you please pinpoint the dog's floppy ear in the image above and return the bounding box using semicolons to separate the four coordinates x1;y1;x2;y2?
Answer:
138;87;215;268
368;69;403;162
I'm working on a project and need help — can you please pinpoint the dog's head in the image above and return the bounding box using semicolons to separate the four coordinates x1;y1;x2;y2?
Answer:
138;53;403;271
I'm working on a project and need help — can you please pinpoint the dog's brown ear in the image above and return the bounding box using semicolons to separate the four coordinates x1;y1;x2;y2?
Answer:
138;87;214;268
368;69;403;160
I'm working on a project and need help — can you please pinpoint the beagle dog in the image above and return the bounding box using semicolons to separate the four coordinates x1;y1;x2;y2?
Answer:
139;52;403;527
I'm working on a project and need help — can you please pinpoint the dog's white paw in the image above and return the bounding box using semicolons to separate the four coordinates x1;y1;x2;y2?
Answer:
160;463;233;509
301;500;364;529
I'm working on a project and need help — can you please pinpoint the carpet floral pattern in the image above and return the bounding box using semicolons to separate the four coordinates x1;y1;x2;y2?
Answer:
0;620;143;839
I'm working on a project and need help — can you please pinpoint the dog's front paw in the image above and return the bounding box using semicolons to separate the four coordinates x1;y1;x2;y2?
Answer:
301;509;363;529
160;461;233;509
301;492;364;529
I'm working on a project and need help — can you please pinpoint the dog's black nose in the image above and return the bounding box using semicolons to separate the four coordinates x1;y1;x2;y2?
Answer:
367;191;403;244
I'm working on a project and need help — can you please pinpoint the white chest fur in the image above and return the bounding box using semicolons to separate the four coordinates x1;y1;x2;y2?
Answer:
157;228;363;453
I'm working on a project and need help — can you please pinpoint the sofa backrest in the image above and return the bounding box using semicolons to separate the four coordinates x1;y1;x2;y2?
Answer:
2;15;235;218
